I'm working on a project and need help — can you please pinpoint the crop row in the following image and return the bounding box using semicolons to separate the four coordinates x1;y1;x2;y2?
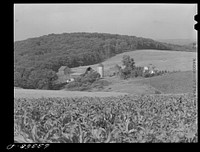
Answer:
14;93;197;143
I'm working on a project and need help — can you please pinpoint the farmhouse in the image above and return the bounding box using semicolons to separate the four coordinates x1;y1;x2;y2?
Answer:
143;64;156;74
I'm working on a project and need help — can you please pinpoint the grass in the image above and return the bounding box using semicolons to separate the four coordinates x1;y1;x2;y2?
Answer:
97;71;196;95
137;71;196;94
17;50;196;96
70;49;196;75
68;49;196;95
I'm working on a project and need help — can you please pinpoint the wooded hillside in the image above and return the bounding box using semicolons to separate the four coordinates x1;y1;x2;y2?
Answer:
14;32;195;89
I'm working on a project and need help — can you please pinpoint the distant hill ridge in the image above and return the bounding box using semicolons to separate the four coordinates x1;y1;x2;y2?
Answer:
156;38;196;46
14;32;195;69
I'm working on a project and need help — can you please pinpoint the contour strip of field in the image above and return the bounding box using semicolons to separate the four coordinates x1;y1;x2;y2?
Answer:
71;49;197;75
14;88;128;98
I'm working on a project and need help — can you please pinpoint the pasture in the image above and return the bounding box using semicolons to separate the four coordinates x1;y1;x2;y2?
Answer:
71;49;197;75
137;71;196;94
15;50;197;97
92;71;196;95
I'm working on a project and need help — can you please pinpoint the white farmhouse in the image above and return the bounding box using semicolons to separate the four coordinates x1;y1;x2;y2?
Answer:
143;64;156;74
143;66;149;73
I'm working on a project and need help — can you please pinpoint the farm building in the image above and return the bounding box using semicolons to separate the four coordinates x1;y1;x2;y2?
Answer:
58;66;71;75
97;63;104;78
106;64;121;77
70;72;82;79
56;64;106;84
85;67;94;75
143;64;156;74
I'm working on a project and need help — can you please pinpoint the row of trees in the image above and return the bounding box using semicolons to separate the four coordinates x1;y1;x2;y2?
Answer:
14;66;58;89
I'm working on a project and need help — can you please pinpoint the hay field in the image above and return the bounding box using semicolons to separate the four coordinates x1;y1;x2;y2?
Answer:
14;88;128;99
96;71;196;95
71;49;197;75
135;71;196;94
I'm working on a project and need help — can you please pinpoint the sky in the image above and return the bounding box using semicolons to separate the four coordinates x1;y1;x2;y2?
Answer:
14;4;197;42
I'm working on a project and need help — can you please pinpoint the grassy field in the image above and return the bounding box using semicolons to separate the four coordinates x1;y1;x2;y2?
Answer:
68;49;196;95
71;49;197;75
16;50;196;97
137;71;196;94
14;88;128;98
100;71;196;95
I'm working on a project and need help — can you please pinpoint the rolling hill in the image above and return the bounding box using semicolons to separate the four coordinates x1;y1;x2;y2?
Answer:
71;49;196;76
14;32;196;90
156;38;196;46
69;49;196;95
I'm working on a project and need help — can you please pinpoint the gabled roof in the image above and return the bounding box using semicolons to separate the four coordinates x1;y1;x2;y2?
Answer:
59;66;67;71
98;63;104;67
70;72;82;76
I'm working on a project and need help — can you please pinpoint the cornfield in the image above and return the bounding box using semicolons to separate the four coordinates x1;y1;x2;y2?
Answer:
14;93;197;143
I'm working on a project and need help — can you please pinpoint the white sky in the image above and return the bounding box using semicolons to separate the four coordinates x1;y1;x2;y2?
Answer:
14;4;197;41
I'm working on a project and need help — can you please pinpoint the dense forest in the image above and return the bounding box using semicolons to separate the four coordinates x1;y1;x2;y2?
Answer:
14;32;195;89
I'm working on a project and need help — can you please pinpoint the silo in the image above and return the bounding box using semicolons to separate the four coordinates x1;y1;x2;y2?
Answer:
97;63;104;78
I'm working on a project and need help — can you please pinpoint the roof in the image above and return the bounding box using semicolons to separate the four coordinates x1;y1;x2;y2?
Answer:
59;66;67;71
98;63;104;67
70;72;82;76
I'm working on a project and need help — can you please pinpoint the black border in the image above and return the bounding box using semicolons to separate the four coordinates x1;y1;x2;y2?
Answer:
5;1;199;152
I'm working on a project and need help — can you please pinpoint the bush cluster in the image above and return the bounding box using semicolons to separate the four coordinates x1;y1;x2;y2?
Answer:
66;71;102;91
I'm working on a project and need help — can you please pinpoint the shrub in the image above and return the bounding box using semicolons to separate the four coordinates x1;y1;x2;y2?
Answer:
119;68;130;79
66;71;101;90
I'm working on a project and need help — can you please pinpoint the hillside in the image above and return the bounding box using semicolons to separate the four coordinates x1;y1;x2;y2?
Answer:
87;71;196;95
14;32;196;90
66;50;196;95
71;49;196;76
138;71;196;94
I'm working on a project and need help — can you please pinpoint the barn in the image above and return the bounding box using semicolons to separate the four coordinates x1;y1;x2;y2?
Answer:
58;66;71;75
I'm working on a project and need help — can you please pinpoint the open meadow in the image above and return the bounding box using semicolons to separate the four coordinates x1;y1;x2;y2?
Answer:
71;49;197;75
136;71;196;94
69;49;197;95
95;71;196;95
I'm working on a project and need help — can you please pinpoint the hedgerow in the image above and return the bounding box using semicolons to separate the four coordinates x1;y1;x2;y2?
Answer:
14;93;197;143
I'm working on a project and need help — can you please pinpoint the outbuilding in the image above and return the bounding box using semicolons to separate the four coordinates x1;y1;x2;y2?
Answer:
97;63;104;78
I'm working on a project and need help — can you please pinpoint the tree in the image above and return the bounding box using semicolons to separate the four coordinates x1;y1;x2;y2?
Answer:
114;64;121;76
28;68;58;89
122;55;135;70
